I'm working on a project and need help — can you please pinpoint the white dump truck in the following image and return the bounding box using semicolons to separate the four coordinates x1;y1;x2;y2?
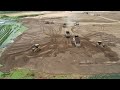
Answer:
73;35;81;47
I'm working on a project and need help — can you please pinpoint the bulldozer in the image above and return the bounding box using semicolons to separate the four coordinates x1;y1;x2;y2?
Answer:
32;44;41;52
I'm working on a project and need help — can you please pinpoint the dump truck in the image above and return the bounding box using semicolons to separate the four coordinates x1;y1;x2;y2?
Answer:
72;35;81;47
65;31;71;38
63;23;67;28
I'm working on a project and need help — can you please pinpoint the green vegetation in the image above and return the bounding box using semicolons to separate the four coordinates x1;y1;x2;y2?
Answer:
0;25;13;46
9;69;34;79
0;15;9;18
88;74;120;79
0;13;43;48
0;69;34;79
0;71;4;78
0;17;27;48
0;15;20;20
2;69;120;79
0;11;20;14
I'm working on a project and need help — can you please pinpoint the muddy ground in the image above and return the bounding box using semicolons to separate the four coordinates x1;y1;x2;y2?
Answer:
1;12;120;75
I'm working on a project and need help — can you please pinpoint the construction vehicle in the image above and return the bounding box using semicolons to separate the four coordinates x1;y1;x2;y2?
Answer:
96;41;106;48
72;35;81;47
63;23;67;28
74;22;79;26
65;31;71;38
45;21;54;24
32;44;41;52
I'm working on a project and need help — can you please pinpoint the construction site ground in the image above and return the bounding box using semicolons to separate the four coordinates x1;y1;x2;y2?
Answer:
1;11;120;76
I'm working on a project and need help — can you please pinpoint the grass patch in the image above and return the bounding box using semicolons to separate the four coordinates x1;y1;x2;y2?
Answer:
0;17;27;58
0;15;9;18
0;11;20;14
0;18;27;47
88;73;120;79
0;71;4;78
0;13;40;47
0;15;20;21
9;69;34;79
0;69;35;79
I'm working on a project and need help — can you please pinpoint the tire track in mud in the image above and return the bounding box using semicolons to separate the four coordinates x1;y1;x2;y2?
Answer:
1;30;120;72
0;35;73;72
85;32;120;61
1;14;120;74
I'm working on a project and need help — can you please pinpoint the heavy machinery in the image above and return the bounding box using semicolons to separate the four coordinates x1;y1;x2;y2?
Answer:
74;22;79;26
32;44;41;52
63;23;67;28
72;35;81;47
45;21;54;24
96;41;106;48
65;31;71;38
